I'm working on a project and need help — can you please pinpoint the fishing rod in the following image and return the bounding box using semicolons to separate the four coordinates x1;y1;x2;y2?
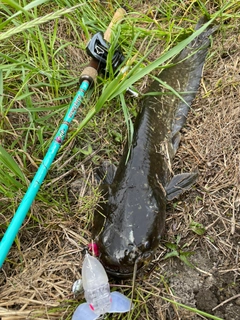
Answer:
0;8;126;268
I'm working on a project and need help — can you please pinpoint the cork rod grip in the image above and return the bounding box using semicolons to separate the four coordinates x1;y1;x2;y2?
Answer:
104;8;126;43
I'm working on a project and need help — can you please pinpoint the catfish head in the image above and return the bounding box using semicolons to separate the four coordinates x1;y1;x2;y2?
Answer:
92;160;198;278
92;163;167;278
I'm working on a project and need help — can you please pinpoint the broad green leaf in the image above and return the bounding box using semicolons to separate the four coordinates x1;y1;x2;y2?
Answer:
165;242;177;250
163;251;179;260
190;221;206;235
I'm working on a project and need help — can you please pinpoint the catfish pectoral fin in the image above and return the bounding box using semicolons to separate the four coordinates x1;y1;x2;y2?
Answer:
96;161;117;184
165;172;198;201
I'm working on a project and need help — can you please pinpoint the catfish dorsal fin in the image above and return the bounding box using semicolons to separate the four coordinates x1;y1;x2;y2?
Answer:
165;172;198;201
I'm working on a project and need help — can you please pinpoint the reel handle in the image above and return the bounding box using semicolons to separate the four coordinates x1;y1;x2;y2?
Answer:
104;8;126;42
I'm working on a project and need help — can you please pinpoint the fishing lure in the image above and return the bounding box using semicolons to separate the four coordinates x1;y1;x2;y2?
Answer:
72;253;133;320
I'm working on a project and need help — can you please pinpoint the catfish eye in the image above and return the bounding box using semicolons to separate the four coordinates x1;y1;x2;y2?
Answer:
144;241;150;250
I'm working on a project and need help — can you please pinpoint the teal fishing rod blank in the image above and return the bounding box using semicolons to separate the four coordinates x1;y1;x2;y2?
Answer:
0;80;89;268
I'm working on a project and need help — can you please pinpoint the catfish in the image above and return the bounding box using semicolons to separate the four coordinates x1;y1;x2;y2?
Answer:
92;18;215;278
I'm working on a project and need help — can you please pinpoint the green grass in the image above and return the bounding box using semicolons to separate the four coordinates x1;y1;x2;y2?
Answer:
0;0;240;319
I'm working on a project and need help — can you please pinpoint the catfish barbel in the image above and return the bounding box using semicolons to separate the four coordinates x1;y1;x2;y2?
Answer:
93;18;215;278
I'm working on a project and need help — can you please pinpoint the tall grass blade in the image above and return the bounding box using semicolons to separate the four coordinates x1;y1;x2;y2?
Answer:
0;145;26;183
0;4;83;41
162;297;223;320
0;0;49;29
2;0;34;18
0;70;3;113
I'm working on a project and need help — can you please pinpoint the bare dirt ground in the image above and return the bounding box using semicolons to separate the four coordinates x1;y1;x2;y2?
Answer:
155;28;240;319
172;29;240;319
0;4;240;320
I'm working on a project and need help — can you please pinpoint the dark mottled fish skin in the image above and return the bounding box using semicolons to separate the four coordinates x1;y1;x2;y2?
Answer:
93;18;215;278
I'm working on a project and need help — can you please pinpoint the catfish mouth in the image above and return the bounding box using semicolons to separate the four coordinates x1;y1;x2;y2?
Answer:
105;267;134;279
101;260;144;279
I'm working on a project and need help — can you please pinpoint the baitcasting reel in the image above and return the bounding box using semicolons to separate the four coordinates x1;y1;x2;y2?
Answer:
86;32;125;71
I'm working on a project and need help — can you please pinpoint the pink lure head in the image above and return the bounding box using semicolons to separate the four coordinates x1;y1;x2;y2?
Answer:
88;242;99;256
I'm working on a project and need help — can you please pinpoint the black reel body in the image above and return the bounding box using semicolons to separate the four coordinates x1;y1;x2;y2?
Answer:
86;32;124;71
